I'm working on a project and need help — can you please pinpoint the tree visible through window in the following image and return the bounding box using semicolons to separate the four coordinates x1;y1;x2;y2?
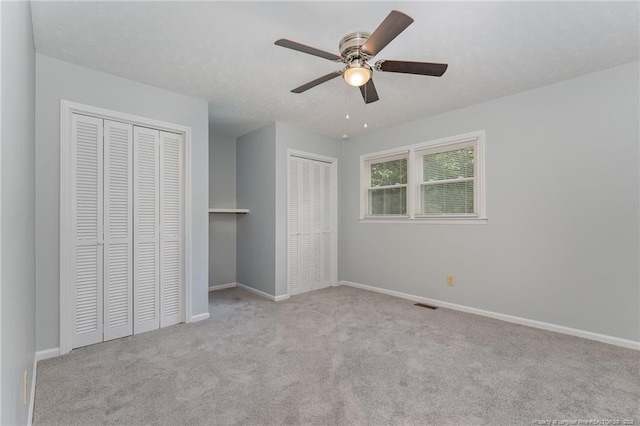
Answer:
368;157;407;215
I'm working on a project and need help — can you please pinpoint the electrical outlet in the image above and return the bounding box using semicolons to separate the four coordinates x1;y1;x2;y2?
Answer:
447;275;455;286
23;370;28;405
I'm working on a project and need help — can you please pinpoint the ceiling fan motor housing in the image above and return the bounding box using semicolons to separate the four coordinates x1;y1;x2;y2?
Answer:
339;32;371;62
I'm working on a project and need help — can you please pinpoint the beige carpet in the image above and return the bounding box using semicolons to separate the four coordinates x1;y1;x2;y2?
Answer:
34;286;639;425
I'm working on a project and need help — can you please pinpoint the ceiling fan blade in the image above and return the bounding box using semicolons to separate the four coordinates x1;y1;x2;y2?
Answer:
275;39;342;61
359;79;379;104
291;71;342;93
361;10;414;57
377;60;448;77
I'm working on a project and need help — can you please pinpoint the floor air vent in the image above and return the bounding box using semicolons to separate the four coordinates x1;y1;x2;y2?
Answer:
414;303;438;310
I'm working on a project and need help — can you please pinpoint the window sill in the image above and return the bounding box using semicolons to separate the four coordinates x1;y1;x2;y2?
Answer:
359;217;488;225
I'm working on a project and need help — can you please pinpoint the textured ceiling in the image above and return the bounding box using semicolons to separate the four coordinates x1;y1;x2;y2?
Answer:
31;1;639;139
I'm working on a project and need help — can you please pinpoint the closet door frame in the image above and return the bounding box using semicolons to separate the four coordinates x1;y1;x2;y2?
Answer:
60;100;193;355
286;149;338;297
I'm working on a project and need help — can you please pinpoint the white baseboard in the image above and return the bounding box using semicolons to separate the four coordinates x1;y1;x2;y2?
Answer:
209;282;237;291
29;348;61;425
35;348;60;362
236;282;275;300
236;282;289;302
189;313;210;323
338;280;640;351
27;356;37;426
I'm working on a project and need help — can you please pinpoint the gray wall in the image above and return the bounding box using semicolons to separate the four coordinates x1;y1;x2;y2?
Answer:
274;122;342;296
209;131;237;286
235;122;342;297
341;61;640;341
236;124;277;295
1;2;36;424
35;54;209;351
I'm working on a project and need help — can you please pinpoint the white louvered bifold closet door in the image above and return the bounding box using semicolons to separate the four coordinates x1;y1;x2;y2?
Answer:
72;114;105;348
103;120;133;341
288;156;303;295
319;161;333;289
288;156;334;296
159;131;183;327
66;112;185;350
133;127;160;334
310;161;326;292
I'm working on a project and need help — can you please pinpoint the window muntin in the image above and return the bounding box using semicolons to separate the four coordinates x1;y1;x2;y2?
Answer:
418;144;476;217
365;155;408;216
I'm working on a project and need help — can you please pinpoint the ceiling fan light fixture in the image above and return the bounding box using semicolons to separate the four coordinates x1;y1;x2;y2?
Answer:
343;64;372;87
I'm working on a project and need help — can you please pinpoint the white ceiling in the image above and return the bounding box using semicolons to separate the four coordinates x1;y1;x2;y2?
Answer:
31;1;639;139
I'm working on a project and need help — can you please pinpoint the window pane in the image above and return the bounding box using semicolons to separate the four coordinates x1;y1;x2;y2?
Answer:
423;148;474;181
371;158;407;187
370;187;407;215
422;181;474;215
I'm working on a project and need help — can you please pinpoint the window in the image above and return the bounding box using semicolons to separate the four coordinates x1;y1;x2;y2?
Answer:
360;131;486;223
417;143;475;217
364;154;408;216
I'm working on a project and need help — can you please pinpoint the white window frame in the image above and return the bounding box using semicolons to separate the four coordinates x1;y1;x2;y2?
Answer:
360;130;487;224
362;151;410;218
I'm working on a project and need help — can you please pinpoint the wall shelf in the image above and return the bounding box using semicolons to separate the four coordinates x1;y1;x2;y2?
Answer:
208;208;249;214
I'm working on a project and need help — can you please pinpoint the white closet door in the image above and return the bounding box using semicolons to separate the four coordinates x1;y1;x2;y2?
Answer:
299;159;313;294
288;155;335;296
133;127;160;334
71;114;104;349
103;120;133;341
159;131;183;327
310;162;324;291
288;156;301;295
321;162;333;288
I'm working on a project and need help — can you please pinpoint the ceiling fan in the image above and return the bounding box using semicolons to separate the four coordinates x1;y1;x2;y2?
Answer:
274;10;448;104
